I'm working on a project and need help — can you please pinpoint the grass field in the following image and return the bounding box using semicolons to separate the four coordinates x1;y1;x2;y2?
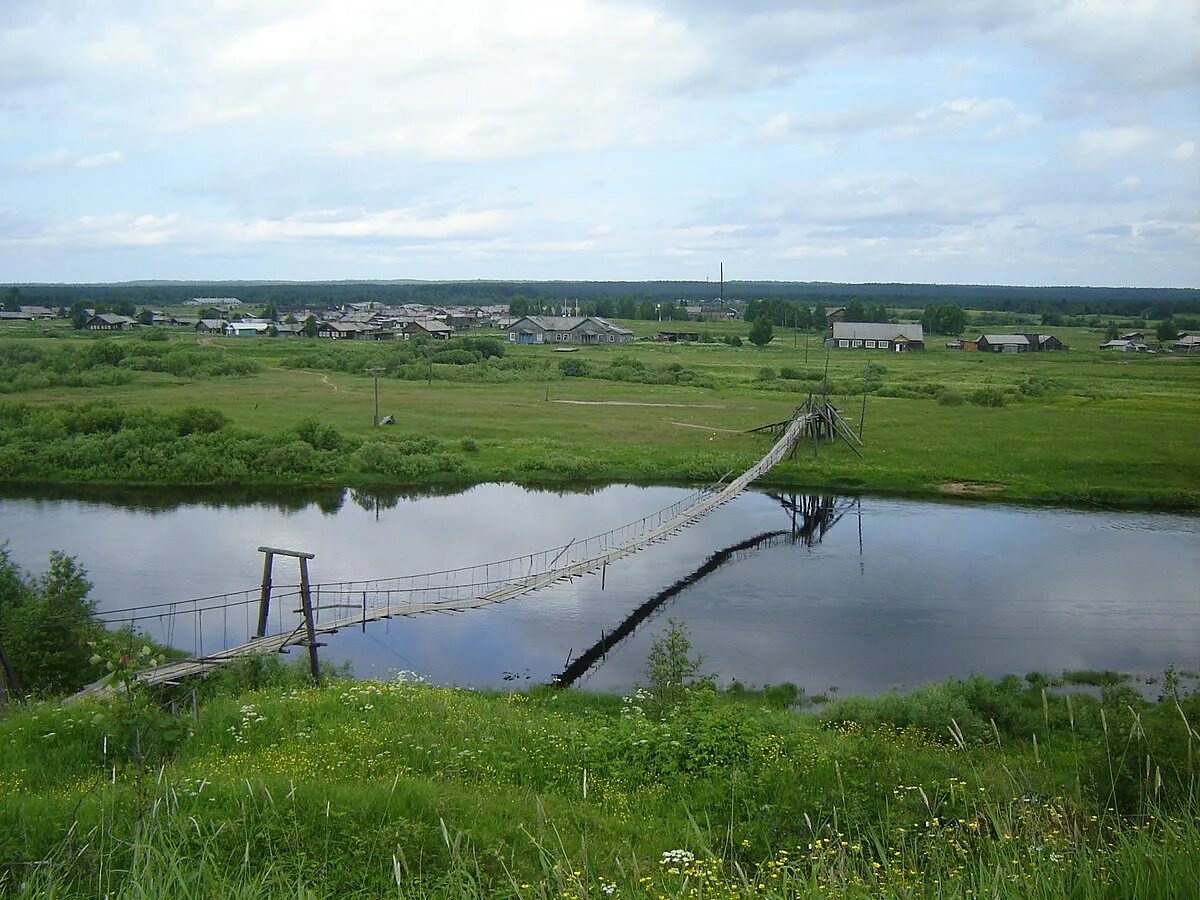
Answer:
2;320;1198;508
1;661;1197;898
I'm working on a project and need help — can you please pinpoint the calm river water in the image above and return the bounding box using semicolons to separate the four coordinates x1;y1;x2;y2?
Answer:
1;484;1196;695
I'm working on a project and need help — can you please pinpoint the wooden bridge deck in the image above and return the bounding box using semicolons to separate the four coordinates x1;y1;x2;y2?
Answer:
75;409;814;696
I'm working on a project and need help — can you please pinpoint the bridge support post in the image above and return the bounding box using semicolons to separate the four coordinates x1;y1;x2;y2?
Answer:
256;550;274;638
298;557;322;686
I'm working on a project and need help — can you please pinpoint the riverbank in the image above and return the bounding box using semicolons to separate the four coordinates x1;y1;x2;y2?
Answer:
3;328;1199;509
2;668;1197;897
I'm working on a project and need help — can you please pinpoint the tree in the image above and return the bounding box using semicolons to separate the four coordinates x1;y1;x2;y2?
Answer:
0;549;102;696
642;618;709;713
921;304;967;336
748;315;774;347
1157;318;1178;342
136;308;155;326
302;315;319;338
69;300;90;330
2;287;20;312
262;303;279;322
812;303;827;331
845;298;866;322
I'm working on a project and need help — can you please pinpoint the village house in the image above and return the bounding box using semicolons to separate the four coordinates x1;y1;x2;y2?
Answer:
187;297;242;311
195;318;228;335
86;313;135;331
227;321;272;337
400;320;454;340
1099;339;1146;352
976;333;1067;353
1173;334;1200;353
506;315;634;345
826;322;925;352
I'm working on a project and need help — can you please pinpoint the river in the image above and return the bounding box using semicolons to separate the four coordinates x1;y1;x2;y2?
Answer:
1;484;1196;695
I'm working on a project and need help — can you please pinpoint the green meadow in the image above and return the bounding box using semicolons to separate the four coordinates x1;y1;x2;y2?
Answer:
1;320;1198;508
1;659;1198;898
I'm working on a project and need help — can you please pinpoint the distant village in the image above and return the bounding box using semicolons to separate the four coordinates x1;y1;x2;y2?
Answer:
2;296;1198;353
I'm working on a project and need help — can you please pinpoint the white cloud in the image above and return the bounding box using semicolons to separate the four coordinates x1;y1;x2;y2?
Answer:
15;213;181;248
229;207;512;241
1168;140;1196;160
888;97;1016;138
12;148;125;172
1074;126;1155;160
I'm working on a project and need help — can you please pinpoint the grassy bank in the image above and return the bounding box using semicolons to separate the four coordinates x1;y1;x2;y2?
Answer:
2;323;1199;508
1;665;1197;897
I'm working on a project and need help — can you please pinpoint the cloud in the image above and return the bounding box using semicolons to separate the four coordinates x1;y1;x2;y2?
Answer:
887;97;1026;139
1074;126;1156;160
229;207;512;242
12;148;125;172
10;213;181;248
1168;140;1196;160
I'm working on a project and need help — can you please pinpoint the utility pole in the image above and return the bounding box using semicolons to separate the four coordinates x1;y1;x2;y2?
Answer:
366;366;383;425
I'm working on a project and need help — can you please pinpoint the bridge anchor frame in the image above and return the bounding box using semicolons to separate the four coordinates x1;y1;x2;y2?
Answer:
256;546;321;685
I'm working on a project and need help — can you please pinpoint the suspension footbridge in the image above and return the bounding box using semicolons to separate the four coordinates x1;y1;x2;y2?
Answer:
75;399;859;696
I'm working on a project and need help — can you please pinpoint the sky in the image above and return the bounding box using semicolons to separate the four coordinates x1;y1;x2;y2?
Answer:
1;0;1197;287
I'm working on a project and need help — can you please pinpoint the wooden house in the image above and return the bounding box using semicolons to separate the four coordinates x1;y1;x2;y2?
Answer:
506;316;633;345
826;322;925;351
86;313;134;331
195;318;227;334
400;320;453;340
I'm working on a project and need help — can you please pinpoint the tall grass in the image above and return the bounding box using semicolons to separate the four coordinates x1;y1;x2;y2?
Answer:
0;671;1196;897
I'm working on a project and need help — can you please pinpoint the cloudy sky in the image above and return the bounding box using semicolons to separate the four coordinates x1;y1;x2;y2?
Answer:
1;1;1197;286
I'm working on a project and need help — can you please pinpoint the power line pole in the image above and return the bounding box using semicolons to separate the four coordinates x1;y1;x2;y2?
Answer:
366;367;383;425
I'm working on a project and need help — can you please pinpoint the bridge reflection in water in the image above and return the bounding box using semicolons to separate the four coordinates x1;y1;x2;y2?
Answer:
555;493;858;688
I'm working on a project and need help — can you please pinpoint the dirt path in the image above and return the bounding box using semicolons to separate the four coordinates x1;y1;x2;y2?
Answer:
551;399;724;409
670;421;745;433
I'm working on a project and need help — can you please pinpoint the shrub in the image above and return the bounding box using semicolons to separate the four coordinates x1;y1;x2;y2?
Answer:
460;437;479;452
295;417;345;451
559;358;589;377
139;327;169;342
778;366;801;379
968;387;1006;407
173;406;229;435
756;366;776;381
937;389;964;406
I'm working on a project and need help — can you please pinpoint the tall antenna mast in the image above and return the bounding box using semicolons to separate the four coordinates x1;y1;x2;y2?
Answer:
719;262;724;305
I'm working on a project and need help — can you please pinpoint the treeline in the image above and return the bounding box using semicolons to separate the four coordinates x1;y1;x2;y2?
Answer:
7;280;1199;318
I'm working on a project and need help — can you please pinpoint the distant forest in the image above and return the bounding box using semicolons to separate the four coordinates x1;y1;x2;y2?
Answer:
6;280;1199;318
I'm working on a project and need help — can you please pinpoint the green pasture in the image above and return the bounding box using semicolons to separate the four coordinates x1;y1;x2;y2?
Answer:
2;321;1198;507
1;664;1198;898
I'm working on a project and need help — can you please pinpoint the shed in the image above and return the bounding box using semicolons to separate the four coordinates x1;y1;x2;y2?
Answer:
977;334;1031;353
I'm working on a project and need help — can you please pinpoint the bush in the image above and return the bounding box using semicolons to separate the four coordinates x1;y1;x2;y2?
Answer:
295;418;345;451
968;387;1006;407
559;358;589;377
460;437;479;452
937;389;964;406
756;367;777;381
139;327;169;342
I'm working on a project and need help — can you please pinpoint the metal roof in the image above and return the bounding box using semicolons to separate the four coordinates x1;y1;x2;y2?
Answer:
979;334;1030;345
831;322;924;342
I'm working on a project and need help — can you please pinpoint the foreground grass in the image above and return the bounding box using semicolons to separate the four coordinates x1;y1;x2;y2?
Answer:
3;323;1199;507
1;671;1198;897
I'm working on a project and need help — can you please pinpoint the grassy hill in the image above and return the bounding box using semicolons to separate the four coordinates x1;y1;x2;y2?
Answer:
1;660;1197;897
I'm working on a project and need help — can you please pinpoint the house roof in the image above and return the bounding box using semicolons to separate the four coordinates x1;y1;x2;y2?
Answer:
90;313;134;325
979;334;1030;345
831;322;924;342
1174;334;1200;346
228;321;270;332
198;318;226;329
